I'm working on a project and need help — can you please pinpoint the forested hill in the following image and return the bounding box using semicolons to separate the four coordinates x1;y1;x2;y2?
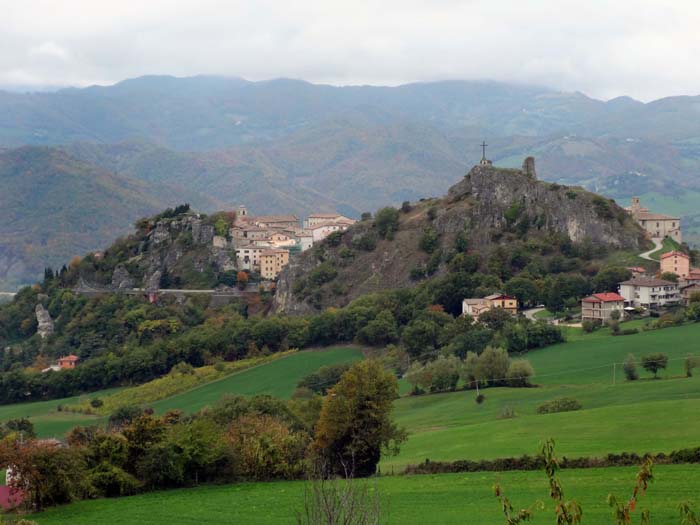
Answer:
0;147;166;291
274;159;647;315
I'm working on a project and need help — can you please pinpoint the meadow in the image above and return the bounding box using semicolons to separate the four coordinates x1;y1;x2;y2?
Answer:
31;465;700;524
0;346;363;438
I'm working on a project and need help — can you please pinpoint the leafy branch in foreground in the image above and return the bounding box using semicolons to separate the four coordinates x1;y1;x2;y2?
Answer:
541;439;583;525
679;502;700;525
493;483;541;524
607;457;654;525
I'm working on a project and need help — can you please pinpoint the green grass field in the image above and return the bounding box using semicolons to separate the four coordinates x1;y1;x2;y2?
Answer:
386;322;700;469
30;465;700;524
0;347;363;438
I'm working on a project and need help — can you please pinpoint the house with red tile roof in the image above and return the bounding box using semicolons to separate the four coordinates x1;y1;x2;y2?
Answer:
57;354;79;370
581;293;626;323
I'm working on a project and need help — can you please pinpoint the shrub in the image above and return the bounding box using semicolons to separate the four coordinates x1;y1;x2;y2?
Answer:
498;406;516;420
90;398;104;409
374;207;400;239
623;354;639;381
684;355;700;377
582;320;598;333
536;397;582;414
419;228;440;254
506;360;534;388
401;201;412;213
641;353;668;378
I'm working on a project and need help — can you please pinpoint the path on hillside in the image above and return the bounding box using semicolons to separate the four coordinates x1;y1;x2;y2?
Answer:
639;237;663;261
522;307;545;321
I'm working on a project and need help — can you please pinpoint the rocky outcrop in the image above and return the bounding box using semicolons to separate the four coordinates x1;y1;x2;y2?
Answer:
274;159;646;315
447;162;641;249
35;304;54;339
112;265;135;289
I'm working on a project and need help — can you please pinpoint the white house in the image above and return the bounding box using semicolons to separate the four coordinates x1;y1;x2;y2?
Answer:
618;278;680;309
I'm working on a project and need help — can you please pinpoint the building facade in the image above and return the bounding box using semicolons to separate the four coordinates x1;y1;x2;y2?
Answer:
628;197;682;242
618;278;680;309
660;251;690;278
259;249;290;280
462;294;518;317
581;293;626;323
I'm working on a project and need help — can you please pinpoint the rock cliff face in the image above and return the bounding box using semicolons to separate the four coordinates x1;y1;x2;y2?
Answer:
273;160;645;315
446;162;641;249
81;212;238;291
35;304;54;339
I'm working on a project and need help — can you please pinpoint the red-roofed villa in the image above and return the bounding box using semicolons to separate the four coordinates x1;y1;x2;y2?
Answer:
581;292;626;324
57;355;79;370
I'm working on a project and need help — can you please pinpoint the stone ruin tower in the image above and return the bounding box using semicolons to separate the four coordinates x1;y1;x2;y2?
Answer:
521;156;537;179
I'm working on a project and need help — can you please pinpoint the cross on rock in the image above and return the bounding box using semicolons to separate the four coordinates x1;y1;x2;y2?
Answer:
480;141;488;161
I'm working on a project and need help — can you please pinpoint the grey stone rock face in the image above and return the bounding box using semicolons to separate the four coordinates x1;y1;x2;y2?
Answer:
112;265;135;289
35;304;54;339
191;220;215;245
144;270;162;291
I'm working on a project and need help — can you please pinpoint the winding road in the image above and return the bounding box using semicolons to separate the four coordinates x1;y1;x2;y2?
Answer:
639;238;663;261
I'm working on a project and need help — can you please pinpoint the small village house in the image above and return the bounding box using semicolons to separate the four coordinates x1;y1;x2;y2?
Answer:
618;278;680;309
680;283;700;305
660;251;690;278
57;355;79;369
308;222;348;243
626;266;647;279
462;293;518;317
259;249;290;280
581;292;625;324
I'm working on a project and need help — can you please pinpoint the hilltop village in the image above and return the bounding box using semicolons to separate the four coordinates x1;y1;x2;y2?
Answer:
226;206;355;279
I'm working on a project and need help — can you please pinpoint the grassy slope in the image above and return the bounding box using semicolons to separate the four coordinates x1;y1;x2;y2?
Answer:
31;465;700;525
0;347;363;438
386;322;700;469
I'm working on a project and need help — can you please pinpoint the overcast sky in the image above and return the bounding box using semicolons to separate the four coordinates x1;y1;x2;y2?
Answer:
1;0;699;101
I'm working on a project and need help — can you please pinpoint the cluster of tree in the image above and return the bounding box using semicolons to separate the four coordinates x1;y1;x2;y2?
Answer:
404;348;535;394
0;270;563;403
0;360;405;511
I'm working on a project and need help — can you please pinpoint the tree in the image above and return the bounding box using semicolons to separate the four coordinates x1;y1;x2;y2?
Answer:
641;353;668;378
504;277;539;307
401;319;440;360
419;228;439;254
506;359;534;387
356;310;398;346
623;354;639;381
686;302;700;322
592;267;632;293
236;271;249;290
313;360;407;477
478;308;514;331
476;347;511;386
660;271;679;283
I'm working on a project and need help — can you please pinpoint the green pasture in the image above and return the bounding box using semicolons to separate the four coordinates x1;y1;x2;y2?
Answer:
31;465;700;524
149;346;364;414
0;347;363;438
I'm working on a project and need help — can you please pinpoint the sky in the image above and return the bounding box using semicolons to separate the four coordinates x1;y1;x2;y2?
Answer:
1;0;699;101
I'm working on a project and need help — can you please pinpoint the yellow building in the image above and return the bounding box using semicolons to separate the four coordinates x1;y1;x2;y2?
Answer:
462;294;518;317
259;249;290;280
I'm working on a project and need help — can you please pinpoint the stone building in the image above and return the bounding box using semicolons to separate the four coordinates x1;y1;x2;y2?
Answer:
627;197;682;242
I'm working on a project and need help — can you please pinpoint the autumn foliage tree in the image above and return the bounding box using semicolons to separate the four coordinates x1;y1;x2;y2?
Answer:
312;359;407;477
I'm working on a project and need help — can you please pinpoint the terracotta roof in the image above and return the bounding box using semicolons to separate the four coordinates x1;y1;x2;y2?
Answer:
260;249;289;256
309;213;342;218
59;354;79;362
637;212;679;221
582;292;625;303
484;293;515;300
660;251;689;260
619;278;677;287
254;215;298;223
462;298;489;305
